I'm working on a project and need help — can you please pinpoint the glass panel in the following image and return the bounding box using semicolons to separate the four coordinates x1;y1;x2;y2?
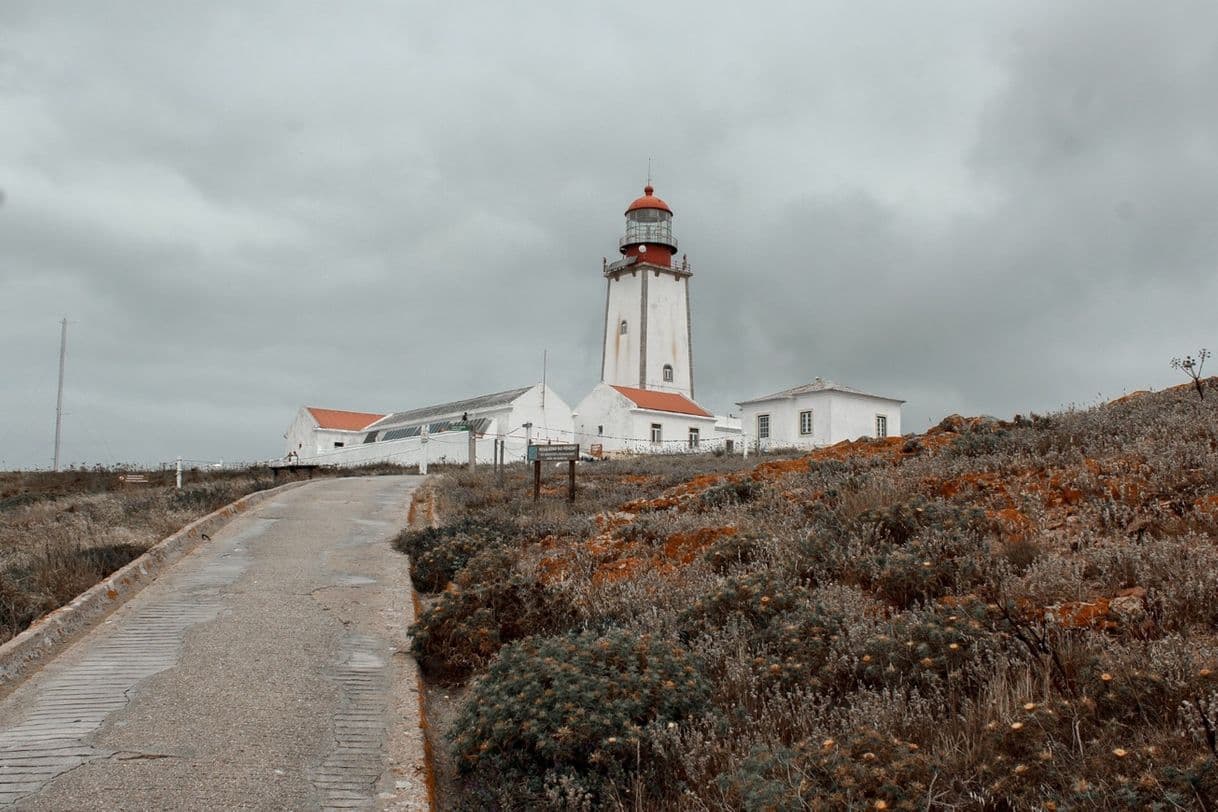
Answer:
626;209;670;224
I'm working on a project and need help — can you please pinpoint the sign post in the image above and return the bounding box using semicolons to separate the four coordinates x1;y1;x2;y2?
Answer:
526;443;580;502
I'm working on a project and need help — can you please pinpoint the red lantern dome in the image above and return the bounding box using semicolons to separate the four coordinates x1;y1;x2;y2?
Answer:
619;184;677;264
624;184;672;215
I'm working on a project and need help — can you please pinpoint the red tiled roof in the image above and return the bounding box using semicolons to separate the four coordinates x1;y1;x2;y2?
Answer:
307;407;386;431
610;385;712;417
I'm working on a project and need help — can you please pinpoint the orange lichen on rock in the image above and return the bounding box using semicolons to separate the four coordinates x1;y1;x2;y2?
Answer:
1195;494;1218;515
672;473;727;496
592;556;646;584
594;511;635;532
621;495;679;513
662;526;736;565
1045;597;1113;629
1109;390;1151;405
989;508;1032;541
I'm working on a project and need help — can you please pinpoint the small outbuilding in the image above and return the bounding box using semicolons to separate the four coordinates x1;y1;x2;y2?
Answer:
573;383;719;455
737;378;904;451
284;407;387;460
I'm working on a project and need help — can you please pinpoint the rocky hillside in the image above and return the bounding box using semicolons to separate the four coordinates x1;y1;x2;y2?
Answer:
399;379;1218;809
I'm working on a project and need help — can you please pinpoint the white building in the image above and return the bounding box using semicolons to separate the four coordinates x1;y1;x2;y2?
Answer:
284;407;386;459
283;384;572;468
574;383;718;455
737;378;904;451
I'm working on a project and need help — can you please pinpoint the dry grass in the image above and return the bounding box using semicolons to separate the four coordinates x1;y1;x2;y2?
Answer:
0;462;414;645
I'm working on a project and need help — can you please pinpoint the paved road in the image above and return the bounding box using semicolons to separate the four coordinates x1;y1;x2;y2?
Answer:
0;476;428;810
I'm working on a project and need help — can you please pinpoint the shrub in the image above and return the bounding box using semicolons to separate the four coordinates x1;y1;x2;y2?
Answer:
409;548;576;678
857;603;1010;694
680;570;804;633
873;531;990;609
699;479;763;508
704;531;760;573
392;517;516;592
746;600;850;692
717;727;934;810
450;629;710;806
859;496;988;546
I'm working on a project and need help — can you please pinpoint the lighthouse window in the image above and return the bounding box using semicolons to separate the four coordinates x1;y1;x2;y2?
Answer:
662;364;673;382
620;320;628;335
757;414;770;440
650;423;662;444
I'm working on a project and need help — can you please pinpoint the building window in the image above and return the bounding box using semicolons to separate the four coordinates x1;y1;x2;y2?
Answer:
875;415;888;438
757;414;770;440
650;423;662;444
799;410;813;436
620;320;628;335
333;441;345;448
688;428;700;449
725;439;735;454
663;364;674;382
597;425;603;436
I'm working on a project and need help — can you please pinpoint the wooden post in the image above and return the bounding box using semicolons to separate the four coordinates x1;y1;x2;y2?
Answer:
568;460;576;502
468;428;476;472
533;460;541;502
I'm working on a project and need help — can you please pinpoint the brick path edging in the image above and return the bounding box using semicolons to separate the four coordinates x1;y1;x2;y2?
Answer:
0;479;311;690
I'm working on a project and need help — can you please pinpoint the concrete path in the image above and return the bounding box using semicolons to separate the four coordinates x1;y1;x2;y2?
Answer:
0;476;428;810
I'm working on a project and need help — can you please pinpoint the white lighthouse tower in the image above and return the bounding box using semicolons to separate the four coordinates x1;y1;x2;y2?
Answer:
600;184;695;398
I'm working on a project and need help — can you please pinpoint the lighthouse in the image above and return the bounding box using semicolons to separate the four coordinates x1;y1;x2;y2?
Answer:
574;184;724;455
600;184;695;399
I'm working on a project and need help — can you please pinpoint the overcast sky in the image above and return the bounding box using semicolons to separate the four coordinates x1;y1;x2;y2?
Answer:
2;2;1215;468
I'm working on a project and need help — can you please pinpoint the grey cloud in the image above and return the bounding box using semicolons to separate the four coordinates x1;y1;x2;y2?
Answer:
2;1;1215;467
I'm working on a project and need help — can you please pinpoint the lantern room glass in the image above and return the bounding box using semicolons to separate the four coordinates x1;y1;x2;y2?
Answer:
623;208;674;248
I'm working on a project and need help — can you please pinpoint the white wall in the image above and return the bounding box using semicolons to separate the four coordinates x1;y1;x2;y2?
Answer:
495;384;574;449
573;384;635;453
602;269;693;399
603;272;643;389
828;391;902;442
574;383;717;454
642;271;692;398
626;410;717;454
285;384;575;469
741;391;903;451
283;409;369;459
283;408;317;458
741;393;831;451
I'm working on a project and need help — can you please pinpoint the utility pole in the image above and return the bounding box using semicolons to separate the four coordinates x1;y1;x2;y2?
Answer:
52;318;68;472
467;425;476;472
420;426;429;475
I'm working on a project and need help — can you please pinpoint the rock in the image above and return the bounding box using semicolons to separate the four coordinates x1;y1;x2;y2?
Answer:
1109;593;1146;623
937;415;967;433
902;437;922;454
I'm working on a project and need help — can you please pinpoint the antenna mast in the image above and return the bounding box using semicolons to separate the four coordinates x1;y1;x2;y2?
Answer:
542;349;548;408
53;317;68;472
